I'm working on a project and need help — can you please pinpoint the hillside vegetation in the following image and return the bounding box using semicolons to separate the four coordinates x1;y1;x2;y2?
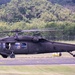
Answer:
0;0;11;5
0;0;75;38
49;0;75;4
49;0;75;12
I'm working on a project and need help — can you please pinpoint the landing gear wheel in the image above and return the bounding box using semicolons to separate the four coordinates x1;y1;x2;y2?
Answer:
1;55;8;58
73;55;75;57
9;52;15;58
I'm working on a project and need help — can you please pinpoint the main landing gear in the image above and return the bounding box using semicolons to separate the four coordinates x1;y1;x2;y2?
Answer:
68;52;75;57
1;51;15;58
9;52;15;58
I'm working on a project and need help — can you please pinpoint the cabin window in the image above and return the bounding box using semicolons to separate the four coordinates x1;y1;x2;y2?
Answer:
21;43;27;48
15;43;20;49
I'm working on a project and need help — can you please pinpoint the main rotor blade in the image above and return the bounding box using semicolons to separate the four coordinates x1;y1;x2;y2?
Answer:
22;29;63;32
0;30;21;33
0;29;63;33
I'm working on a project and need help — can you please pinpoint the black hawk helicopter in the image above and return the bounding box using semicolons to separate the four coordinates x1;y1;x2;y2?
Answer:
0;29;75;58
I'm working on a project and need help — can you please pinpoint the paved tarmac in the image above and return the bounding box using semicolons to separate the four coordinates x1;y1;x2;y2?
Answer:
0;57;75;65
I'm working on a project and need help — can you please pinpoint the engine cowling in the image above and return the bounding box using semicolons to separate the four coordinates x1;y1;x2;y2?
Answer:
32;37;39;42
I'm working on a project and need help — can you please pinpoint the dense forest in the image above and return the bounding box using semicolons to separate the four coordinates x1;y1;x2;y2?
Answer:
0;0;75;40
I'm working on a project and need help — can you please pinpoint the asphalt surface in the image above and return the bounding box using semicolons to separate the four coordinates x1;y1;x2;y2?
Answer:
0;57;75;65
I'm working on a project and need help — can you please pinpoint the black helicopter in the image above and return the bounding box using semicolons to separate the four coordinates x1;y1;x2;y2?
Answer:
0;29;75;58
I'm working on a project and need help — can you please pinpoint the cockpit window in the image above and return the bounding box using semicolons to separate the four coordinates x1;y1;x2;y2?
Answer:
0;43;1;48
3;43;5;48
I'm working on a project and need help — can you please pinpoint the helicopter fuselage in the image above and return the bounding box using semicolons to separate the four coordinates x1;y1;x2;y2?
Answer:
0;36;75;58
0;41;75;55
